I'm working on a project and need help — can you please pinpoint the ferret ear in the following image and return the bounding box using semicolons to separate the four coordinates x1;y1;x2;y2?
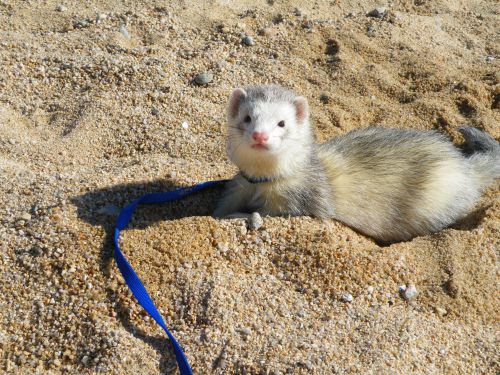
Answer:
293;96;309;123
228;88;247;119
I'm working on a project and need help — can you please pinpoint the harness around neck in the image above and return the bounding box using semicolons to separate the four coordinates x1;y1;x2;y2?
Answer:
240;170;280;184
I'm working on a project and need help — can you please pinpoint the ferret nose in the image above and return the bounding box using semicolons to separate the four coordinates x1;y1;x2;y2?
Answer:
252;131;269;143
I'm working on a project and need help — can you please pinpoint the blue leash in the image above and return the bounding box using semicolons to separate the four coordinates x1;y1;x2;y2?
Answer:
113;179;228;375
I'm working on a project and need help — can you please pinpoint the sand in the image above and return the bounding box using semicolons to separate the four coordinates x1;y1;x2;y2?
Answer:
0;0;498;374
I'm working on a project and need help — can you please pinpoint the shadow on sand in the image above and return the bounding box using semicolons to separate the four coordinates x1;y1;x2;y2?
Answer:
71;178;226;373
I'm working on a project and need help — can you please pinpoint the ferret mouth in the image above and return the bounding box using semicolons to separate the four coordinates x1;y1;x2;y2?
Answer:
251;143;269;150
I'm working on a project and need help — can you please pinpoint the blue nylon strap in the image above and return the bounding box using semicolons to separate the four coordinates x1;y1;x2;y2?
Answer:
113;180;228;375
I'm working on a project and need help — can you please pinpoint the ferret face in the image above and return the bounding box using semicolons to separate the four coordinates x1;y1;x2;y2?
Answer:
226;86;312;177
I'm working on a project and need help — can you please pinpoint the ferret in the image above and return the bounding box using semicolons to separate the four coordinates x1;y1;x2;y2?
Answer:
213;85;500;243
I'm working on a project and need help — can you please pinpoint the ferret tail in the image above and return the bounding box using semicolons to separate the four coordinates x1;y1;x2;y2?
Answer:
459;126;500;188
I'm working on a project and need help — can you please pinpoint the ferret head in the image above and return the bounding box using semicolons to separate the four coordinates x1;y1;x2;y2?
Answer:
226;85;313;178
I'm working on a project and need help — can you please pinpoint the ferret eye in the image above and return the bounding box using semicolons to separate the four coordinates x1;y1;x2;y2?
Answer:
277;120;285;128
244;115;251;123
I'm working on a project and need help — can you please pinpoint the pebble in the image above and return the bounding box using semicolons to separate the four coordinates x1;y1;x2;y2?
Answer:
19;212;32;221
297;360;313;370
367;7;386;18
294;8;304;16
341;293;353;303
485;55;494;62
181;121;189;129
242;35;255;46
239;225;248;236
239;327;252;335
259;27;278;38
74;19;90;29
119;25;130;39
216;243;229;253
367;25;377;35
96;13;107;22
194;72;213;85
435;306;448;316
151;107;160;116
302;20;314;32
367;286;374;294
248;212;263;230
56;4;67;12
97;204;121;216
401;284;418;301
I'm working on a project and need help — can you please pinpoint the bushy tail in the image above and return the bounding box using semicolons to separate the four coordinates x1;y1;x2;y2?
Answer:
459;127;500;188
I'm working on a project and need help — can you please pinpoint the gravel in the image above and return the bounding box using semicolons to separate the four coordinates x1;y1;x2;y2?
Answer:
401;284;418;301
194;72;213;85
242;35;255;46
248;212;264;230
73;19;90;29
341;293;354;302
367;7;387;18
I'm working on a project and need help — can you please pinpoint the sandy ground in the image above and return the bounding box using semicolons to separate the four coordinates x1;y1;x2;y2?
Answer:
1;0;499;374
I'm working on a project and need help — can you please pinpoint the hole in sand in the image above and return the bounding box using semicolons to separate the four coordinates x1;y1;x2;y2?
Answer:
456;98;477;118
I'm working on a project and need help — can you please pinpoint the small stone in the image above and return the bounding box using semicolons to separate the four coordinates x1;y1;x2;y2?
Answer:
367;7;386;18
367;286;374;294
97;204;121;216
19;212;32;221
401;284;418;301
74;19;90;29
194;72;213;85
259;27;278;38
239;225;248;236
239;327;252;335
151;107;160;116
341;293;353;303
216;243;228;253
81;356;90;365
96;13;107;22
248;212;263;230
181;121;189;129
486;55;494;62
56;4;67;12
435;306;447;316
303;361;313;370
294;8;304;16
242;35;255;46
119;25;130;38
302;20;314;31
